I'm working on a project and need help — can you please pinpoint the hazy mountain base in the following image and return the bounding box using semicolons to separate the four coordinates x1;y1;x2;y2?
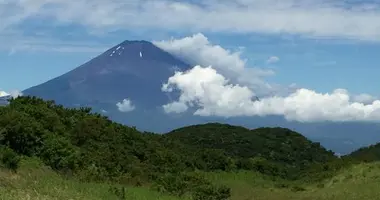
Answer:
2;158;380;200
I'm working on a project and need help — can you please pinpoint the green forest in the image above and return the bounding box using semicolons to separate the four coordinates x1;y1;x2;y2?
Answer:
1;96;380;200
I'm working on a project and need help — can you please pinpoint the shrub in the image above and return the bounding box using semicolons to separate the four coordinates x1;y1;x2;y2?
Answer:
0;110;45;156
39;134;80;171
0;146;21;171
153;172;210;196
109;186;127;200
291;185;306;192
193;184;231;200
152;172;231;199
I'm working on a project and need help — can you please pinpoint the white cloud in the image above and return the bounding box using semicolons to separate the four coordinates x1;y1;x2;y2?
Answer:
162;65;256;117
0;90;22;98
0;91;9;97
162;101;188;114
154;33;278;96
353;93;377;104
2;0;380;41
9;90;23;98
266;56;280;64
0;30;109;53
162;65;380;122
116;99;135;112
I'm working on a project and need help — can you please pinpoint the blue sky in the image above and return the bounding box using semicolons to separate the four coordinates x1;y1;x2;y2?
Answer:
1;0;380;102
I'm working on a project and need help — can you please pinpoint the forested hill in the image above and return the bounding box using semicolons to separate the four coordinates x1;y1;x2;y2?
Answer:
0;96;372;199
166;123;337;178
347;143;380;162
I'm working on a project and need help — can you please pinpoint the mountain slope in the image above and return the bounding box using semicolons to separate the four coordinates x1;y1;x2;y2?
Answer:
23;40;190;110
0;96;10;106
347;142;380;162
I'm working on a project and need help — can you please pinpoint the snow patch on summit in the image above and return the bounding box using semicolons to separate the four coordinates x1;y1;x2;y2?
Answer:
110;46;124;57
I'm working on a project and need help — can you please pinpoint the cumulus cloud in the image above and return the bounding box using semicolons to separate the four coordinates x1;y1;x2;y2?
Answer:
9;90;23;98
353;93;377;104
0;91;9;97
162;65;380;122
2;0;380;41
162;101;188;114
116;99;135;112
266;56;280;64
154;33;280;96
0;90;22;98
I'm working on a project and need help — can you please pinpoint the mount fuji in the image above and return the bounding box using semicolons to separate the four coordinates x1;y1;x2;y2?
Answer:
14;40;380;155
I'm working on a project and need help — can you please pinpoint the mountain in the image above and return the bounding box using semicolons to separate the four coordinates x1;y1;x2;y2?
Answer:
23;40;190;110
0;96;10;106
21;40;380;154
22;40;200;131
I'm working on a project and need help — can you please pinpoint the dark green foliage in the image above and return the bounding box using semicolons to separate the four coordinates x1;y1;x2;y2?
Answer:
0;109;45;156
39;134;80;171
166;123;337;179
193;184;231;200
0;146;21;171
194;149;235;171
300;156;355;182
290;185;306;192
152;172;231;199
109;186;127;200
348;143;380;162
152;172;209;196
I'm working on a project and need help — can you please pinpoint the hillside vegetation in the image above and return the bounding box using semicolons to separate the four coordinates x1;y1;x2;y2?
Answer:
0;96;379;199
167;124;337;179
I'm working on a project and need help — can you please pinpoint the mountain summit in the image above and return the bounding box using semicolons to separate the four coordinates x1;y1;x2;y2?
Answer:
23;40;190;111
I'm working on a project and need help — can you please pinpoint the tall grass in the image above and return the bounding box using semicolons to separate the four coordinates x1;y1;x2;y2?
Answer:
2;157;380;200
0;157;184;200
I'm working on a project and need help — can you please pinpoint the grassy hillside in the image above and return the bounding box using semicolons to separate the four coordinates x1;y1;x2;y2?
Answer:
2;157;380;200
0;96;379;199
205;162;380;200
0;157;184;200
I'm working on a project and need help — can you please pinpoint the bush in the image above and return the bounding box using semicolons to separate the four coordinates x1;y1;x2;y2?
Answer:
0;110;45;156
152;172;231;199
109;186;127;200
291;185;306;192
152;172;204;196
39;134;80;171
0;146;21;171
193;184;231;200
